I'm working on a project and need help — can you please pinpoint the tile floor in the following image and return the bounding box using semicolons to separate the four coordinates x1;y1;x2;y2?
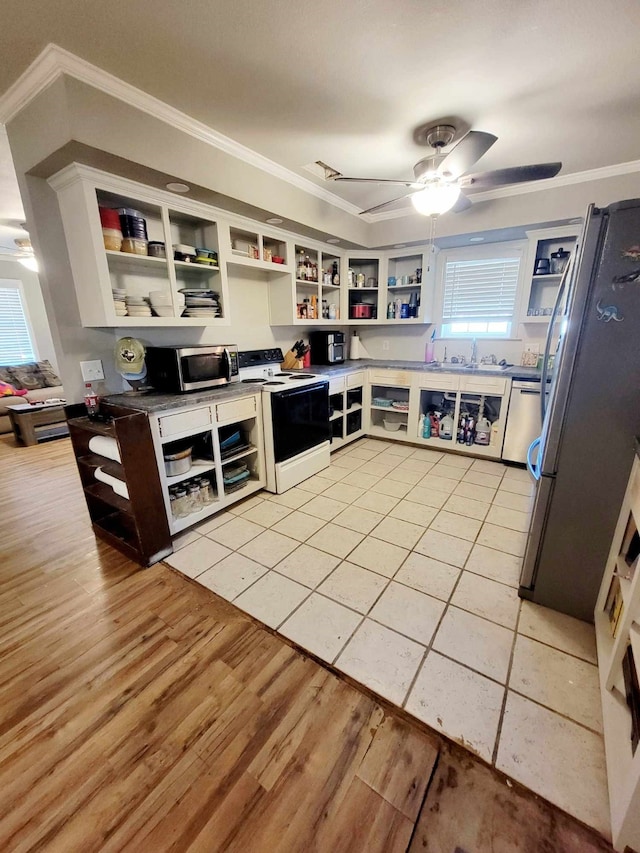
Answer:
166;437;610;838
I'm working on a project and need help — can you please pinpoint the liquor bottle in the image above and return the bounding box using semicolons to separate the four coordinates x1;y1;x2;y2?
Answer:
332;260;340;285
84;382;99;420
297;250;306;281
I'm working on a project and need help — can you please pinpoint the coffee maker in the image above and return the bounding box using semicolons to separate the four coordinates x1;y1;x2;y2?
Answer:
309;331;346;365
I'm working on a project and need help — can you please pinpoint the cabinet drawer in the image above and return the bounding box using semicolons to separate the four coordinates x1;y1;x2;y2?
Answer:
459;376;508;395
215;395;257;424
346;371;365;388
329;376;346;395
368;369;412;387
158;406;212;438
416;373;459;391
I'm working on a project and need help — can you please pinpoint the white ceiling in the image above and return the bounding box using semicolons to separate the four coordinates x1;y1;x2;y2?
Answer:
1;0;640;219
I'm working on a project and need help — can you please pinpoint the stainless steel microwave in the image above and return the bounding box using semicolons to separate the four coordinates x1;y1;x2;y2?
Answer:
145;345;239;393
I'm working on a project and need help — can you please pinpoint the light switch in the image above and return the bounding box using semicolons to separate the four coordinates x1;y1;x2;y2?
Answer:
80;359;105;381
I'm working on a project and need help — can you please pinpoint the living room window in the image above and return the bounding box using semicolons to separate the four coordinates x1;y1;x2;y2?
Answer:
0;282;36;364
437;243;524;338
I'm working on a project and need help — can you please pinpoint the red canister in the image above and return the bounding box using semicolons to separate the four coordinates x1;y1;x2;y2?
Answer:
99;207;121;229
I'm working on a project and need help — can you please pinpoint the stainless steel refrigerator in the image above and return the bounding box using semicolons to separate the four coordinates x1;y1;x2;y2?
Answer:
520;199;640;621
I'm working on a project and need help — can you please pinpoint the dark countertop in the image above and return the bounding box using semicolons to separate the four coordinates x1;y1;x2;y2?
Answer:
105;360;543;414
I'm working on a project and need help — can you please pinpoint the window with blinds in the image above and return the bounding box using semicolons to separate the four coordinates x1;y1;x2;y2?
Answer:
441;254;520;337
0;285;36;365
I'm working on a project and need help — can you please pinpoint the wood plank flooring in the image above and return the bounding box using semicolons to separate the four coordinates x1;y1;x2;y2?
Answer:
0;434;613;852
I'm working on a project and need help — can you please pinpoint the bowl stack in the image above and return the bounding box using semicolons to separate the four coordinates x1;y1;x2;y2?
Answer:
113;288;127;316
149;290;185;318
125;295;152;318
179;289;221;318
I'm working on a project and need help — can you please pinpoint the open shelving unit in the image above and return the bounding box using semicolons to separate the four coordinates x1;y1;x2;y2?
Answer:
65;402;172;566
595;455;640;852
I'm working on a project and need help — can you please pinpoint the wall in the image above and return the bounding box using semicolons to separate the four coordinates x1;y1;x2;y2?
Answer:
0;257;58;368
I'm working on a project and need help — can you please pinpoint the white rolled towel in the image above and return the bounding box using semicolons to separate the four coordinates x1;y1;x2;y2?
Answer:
89;435;121;463
95;466;130;500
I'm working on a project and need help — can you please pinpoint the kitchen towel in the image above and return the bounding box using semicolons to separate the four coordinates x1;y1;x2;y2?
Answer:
95;466;129;499
88;434;121;463
350;335;372;359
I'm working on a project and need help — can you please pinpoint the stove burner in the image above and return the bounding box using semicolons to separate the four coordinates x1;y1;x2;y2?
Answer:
290;373;316;380
241;378;267;384
273;372;292;377
263;381;286;386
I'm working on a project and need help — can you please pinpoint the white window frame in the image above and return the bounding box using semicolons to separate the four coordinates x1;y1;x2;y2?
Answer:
0;278;38;364
434;241;527;339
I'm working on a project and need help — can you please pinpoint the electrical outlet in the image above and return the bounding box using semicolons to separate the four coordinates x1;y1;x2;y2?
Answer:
80;359;105;381
382;340;390;351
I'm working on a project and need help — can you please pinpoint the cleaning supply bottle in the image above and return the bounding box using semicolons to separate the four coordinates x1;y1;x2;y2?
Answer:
440;412;454;440
490;419;501;445
422;413;431;439
430;412;440;438
425;328;436;363
475;416;491;445
418;414;425;439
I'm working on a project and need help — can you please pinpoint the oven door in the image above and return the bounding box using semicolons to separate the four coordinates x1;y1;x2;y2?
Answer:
270;382;330;463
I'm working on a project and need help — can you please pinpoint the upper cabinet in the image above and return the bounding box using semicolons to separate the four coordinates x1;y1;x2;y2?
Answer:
520;225;580;324
50;165;231;328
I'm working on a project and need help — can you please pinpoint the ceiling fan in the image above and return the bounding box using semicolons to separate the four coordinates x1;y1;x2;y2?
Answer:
320;123;561;216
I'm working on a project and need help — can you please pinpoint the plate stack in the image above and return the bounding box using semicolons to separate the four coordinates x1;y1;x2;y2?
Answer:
113;288;127;317
125;295;152;318
179;289;222;318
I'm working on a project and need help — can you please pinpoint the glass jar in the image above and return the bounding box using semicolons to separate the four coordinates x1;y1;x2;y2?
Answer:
173;487;188;518
198;476;216;505
550;248;570;275
186;482;201;514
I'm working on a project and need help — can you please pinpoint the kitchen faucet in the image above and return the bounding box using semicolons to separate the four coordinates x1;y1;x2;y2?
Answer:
470;338;478;365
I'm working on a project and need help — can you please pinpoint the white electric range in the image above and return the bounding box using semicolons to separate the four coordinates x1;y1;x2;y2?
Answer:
238;349;331;493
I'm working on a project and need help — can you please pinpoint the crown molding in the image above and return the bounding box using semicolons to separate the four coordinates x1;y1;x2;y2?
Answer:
3;44;640;228
0;44;363;218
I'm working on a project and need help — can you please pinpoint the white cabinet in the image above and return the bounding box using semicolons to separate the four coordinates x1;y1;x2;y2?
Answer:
269;241;345;325
49;164;232;328
383;249;433;324
329;372;364;450
520;225;580;324
150;393;265;534
595;456;640;852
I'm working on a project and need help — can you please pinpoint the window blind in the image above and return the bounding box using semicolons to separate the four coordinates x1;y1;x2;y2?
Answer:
0;286;36;364
442;256;520;321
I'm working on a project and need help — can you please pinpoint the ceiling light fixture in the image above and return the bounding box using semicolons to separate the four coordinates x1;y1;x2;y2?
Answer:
326;238;340;244
411;183;461;216
166;182;190;193
266;217;283;225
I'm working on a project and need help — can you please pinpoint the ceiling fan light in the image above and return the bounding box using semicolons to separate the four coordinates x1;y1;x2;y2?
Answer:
411;183;461;216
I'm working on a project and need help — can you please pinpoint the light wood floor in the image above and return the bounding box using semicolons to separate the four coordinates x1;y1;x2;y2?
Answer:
0;435;612;853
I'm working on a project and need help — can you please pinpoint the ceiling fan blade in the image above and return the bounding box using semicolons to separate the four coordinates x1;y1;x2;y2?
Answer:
460;162;562;189
359;193;417;215
451;194;473;214
332;176;423;188
437;131;497;179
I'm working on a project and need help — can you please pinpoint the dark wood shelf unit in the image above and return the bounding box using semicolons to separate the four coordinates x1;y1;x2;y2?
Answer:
66;402;172;566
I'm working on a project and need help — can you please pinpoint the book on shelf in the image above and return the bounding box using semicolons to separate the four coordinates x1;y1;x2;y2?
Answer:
622;644;640;755
605;576;624;637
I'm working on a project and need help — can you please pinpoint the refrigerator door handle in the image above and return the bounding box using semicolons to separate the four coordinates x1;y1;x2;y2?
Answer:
540;258;573;424
527;437;541;481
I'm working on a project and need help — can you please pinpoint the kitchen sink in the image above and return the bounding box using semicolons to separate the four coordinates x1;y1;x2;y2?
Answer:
464;364;508;372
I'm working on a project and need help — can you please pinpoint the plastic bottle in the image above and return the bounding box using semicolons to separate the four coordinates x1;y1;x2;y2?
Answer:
418;414;425;439
422;413;431;439
430;412;440;438
84;382;99;419
475;416;491;446
465;416;476;446
490;419;501;445
440;412;454;440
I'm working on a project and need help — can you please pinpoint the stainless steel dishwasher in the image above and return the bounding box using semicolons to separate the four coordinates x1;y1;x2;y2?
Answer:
502;380;544;464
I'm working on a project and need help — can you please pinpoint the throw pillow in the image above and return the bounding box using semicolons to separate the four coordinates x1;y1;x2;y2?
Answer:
0;367;17;386
36;360;62;388
0;381;27;397
10;363;44;391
